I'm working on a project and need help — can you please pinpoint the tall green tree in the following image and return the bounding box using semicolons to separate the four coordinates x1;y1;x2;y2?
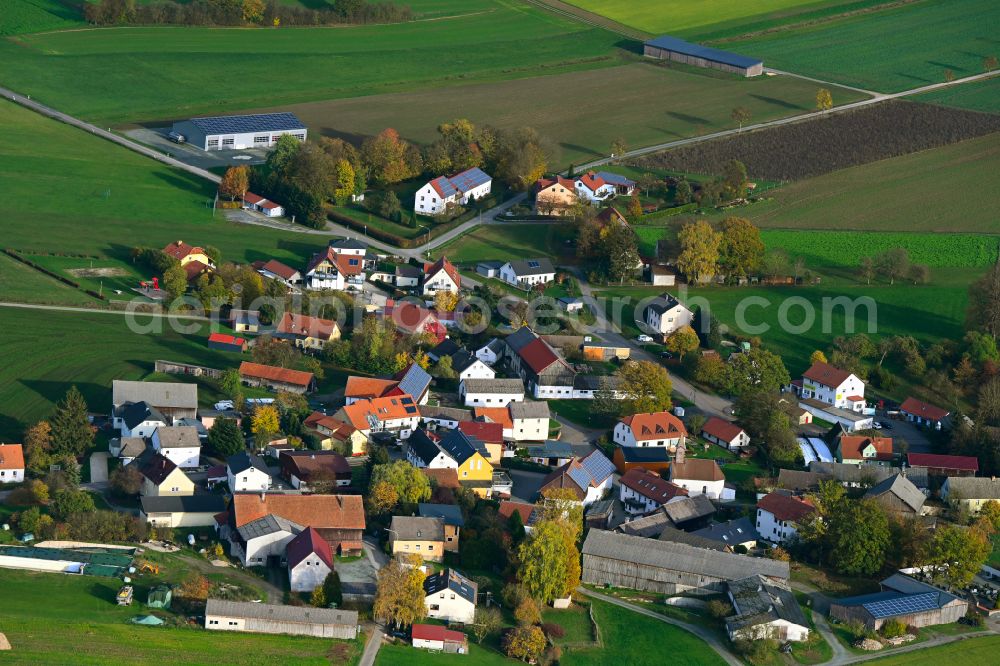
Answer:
967;261;1000;337
617;360;672;414
603;222;640;283
517;520;570;603
927;523;991;589
724;347;790;396
677;219;721;283
719;216;764;279
50;387;94;458
827;499;891;576
162;262;188;300
373;554;426;629
51;488;96;520
207;418;245;458
370;461;431;505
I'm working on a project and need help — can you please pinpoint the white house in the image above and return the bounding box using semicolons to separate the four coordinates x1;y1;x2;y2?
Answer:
304;246;365;292
614;411;687;450
539;449;615;507
451;351;496;381
756;493;816;545
475;338;503;366
423;569;477;624
643;293;694;337
669;444;728;500
619;467;687;515
286;527;333;593
725;576;810;642
422;256;461;295
226;452;271;493
498;258;556;289
701;417;750;451
118;401;169;439
575;171;617;203
459;378;525;407
509;401;550;442
414;167;492;215
406;430;460;470
411;624;468;653
0;443;25;484
151;426;202;469
234;514;300;567
256;258;301;286
794;361;866;411
243;192;284;218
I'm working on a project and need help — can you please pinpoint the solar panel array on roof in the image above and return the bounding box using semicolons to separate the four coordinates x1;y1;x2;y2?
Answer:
398;364;432;400
581;451;615;484
645;35;762;69
189;112;306;136
431;176;459;198
864;592;940;619
568;464;593;491
449;167;491;192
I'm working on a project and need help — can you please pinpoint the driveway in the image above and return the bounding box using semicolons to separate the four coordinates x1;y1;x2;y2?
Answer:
89;452;109;484
507;469;548;503
123;127;270;169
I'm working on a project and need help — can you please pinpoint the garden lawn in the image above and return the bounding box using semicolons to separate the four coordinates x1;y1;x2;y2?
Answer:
0;0;625;125
376;643;512;665
914;75;1000;114
274;63;863;168
2;0;83;36
0;307;248;440
732;132;1000;234
549;400;618;431
0;252;100;306
725;0;1000;92
542;603;597;645
0;568;356;666
0;100;323;275
437;223;577;264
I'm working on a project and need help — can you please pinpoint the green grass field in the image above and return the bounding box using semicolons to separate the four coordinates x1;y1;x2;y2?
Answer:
866;635;1000;664
0;568;357;665
730;132;1000;234
0;0;625;124
726;0;1000;92
436;223;577;265
376;643;513;665
2;0;83;36
0;306;244;439
281;63;863;167
560;0;865;38
0;252;101;306
914;75;1000;113
0;100;325;270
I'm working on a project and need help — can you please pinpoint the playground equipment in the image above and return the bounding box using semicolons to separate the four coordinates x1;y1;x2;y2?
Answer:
139;276;160;290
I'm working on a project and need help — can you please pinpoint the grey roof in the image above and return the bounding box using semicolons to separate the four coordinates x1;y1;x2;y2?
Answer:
423;568;477;604
237;514;303;541
186;112;305;136
865;474;926;513
645;35;763;69
141;495;226;515
477;261;503;270
479;338;504;354
448;167;491;192
662;494;716;525
113;380;197;410
726;575;808;632
583;529;789;581
121;401;167;430
618;509;674;538
451;350;482;374
154;426;201;449
809;461;928;489
586;498;615;518
227;452;270;476
690;518;760;545
395;264;422;278
429;175;459;198
418;503;465;527
505;326;539;353
645;293;687;316
944;476;1000;499
205;599;357;627
429;338;461;359
619;446;671;464
437;429;488;466
230;309;261;327
506;258;555;277
835;575;963;620
776;468;829;491
573;374;622;391
509;400;550;419
407;430;445;466
397;363;432;400
595;171;636;187
329;238;367;251
658;526;730;551
461;378;524;395
113;437;148;458
525;440;574;459
390;516;444;542
419;405;472;422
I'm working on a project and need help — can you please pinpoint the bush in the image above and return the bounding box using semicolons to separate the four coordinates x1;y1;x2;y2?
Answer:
880;618;907;638
541;622;565;639
706;599;733;620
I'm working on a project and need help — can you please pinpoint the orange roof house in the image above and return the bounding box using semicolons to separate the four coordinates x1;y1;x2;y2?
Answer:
230;493;365;554
335;394;420;434
615;411;687;449
239;361;315;393
836;435;894;464
0;443;25;482
162;240;212;267
344;377;399;403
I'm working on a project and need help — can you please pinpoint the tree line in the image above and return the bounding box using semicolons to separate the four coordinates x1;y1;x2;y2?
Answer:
84;0;412;27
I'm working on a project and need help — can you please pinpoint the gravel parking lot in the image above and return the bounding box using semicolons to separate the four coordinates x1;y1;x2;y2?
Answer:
123;127;270;170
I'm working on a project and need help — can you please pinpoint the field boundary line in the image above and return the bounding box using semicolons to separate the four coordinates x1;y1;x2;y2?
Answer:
521;0;648;41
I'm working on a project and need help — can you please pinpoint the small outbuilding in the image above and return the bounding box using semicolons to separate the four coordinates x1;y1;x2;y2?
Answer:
412;624;468;653
204;598;358;639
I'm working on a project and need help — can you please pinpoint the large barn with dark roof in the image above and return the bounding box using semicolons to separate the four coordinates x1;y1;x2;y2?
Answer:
643;35;763;77
171;112;307;151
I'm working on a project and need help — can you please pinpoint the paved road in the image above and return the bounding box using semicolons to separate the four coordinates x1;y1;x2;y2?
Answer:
358;625;385;666
578;587;741;666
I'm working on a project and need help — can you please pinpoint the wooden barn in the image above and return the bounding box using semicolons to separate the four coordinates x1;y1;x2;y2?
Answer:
643;35;764;77
581;529;788;595
828;574;967;631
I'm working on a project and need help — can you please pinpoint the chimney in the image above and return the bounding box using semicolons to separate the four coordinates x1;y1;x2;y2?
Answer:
674;440;686;464
260;491;266;502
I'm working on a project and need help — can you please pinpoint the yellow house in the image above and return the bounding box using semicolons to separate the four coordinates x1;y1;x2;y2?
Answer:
305;413;367;457
389;516;445;563
534;176;578;216
277;312;341;351
138;453;194;497
162;240;212;267
439;430;494;498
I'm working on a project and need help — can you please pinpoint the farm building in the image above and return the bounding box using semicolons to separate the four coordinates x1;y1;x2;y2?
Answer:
412;624;468;653
207;333;247;353
613;445;671;475
581;529;789;595
286;527;334;593
725;575;809;642
204;599;357;639
899;397;950;429
140;495;226;528
906;453;978;477
239;361;315;393
828;574;967;631
643;35;763;77
171;112;306;152
0;544;135;577
112;380;198;425
243;192;284;218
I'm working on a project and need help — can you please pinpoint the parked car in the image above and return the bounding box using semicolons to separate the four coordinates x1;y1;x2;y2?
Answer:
660;351;674;359
636;334;654;343
872;422;883;430
168;130;186;144
880;421;894;430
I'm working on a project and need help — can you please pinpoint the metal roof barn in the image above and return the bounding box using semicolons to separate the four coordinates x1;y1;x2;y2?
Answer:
644;35;764;77
171;112;307;151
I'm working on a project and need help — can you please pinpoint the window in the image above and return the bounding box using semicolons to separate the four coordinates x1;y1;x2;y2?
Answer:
222;137;235;146
416;544;421;550
254;135;268;144
209;620;219;625
207;139;219;148
430;604;440;610
293;133;306;140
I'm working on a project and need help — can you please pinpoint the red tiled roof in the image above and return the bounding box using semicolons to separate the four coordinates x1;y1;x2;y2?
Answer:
389;301;438;334
900;397;950;422
239;361;314;388
231;493;365;530
337;394;418;430
183;259;210;282
0;443;25;470
260;259;299;281
208;333;246;347
621;411;687;441
280;450;351;480
345;377;398;400
701;417;745;444
333;253;364;276
907;453;977;472
244;192;265;206
412;624;466;644
845;395;864;402
429;176;450;198
424;256;460;287
498;500;537;524
422;467;460;489
260;200;281;210
518;338;561;374
458;421;503;444
305;247;338;275
839;436;894;461
577;171;607;192
757;493;815;523
162;240;203;261
285;526;334;570
535;176;576;192
277;312;339;340
473;407;513;430
803;361;852;387
620;468;687;503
